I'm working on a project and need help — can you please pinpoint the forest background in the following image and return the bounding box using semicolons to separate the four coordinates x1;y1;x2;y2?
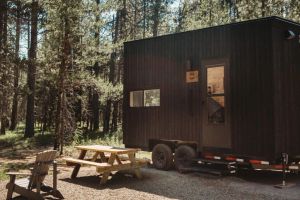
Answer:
0;0;299;154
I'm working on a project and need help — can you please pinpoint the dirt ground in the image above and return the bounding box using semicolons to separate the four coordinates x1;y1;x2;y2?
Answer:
1;164;300;200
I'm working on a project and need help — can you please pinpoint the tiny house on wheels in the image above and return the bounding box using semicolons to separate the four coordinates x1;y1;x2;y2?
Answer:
123;16;300;174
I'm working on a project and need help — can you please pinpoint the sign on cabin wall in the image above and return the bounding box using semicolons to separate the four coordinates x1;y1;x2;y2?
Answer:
186;70;199;83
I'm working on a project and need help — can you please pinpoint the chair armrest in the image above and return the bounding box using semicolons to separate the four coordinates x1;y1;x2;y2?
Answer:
6;172;32;176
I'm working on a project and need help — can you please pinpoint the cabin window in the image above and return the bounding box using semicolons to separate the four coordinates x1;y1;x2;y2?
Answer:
207;66;225;123
144;89;160;107
129;89;160;107
130;91;144;107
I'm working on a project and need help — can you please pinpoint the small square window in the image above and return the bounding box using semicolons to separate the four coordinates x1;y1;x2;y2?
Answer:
130;91;143;107
144;89;160;107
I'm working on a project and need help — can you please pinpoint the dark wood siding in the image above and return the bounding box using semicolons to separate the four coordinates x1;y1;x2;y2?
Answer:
230;20;274;160
272;20;300;159
123;17;300;161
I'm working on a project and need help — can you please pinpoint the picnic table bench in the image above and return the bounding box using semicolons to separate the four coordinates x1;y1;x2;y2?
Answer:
63;145;149;184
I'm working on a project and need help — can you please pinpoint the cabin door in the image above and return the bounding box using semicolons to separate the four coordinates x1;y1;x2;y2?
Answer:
201;59;231;149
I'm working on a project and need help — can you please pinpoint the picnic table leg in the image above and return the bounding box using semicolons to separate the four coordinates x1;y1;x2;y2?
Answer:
100;153;116;185
92;152;100;162
71;150;87;179
128;153;142;179
99;152;107;162
116;155;122;165
6;175;16;200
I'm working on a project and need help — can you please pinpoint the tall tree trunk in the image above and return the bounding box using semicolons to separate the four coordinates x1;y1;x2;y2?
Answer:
54;16;71;155
91;0;100;131
261;0;266;17
103;11;120;133
27;18;31;56
47;86;56;130
74;88;82;126
103;99;111;133
111;0;127;132
0;0;8;135
10;0;21;130
42;101;48;132
111;101;118;132
143;0;146;38
152;0;161;37
176;1;187;32
88;88;93;131
92;88;100;131
103;51;117;133
0;0;4;47
24;0;38;138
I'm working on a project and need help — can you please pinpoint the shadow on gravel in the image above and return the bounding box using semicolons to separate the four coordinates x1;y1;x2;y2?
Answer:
10;195;61;200
60;170;155;190
60;169;193;199
236;169;300;186
60;167;300;200
61;175;102;190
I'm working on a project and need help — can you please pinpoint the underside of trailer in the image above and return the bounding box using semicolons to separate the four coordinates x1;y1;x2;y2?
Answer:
146;138;300;178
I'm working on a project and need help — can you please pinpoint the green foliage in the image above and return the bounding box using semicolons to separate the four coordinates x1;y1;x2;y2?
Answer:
0;162;36;181
0;167;8;181
0;130;53;150
72;127;123;146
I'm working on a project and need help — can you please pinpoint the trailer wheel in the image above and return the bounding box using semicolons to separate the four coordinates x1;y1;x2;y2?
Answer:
152;144;173;170
174;145;196;170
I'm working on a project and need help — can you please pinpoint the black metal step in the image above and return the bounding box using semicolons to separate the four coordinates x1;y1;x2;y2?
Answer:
193;158;236;166
178;166;236;176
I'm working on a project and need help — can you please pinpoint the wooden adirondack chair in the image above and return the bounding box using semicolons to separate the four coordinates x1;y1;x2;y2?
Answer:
6;150;64;200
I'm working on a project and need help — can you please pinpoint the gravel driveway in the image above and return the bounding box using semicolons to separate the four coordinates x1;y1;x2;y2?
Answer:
1;166;300;200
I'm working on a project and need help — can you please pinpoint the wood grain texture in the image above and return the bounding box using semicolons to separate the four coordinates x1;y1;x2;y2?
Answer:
75;145;140;154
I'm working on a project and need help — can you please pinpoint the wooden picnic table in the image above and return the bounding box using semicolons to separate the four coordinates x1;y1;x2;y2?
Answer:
64;145;148;184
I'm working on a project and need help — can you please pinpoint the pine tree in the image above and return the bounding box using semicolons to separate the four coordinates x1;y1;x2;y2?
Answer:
0;0;10;135
24;0;38;138
10;0;22;131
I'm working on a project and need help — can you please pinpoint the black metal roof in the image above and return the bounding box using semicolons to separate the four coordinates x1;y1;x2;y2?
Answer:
124;16;300;44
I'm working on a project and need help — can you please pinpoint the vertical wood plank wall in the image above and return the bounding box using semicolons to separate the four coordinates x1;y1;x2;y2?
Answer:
123;17;300;161
272;20;300;159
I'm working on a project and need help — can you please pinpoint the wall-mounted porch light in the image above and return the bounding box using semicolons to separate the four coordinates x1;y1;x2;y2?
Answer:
285;30;295;40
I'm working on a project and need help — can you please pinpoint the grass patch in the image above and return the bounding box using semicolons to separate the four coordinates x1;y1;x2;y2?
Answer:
0;132;23;148
72;128;123;146
0;131;53;151
0;125;152;181
63;128;124;156
0;166;8;181
0;126;126;158
65;128;151;159
0;162;34;181
0;123;54;150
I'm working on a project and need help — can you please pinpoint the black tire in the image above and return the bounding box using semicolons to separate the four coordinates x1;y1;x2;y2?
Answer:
152;144;173;170
174;145;197;170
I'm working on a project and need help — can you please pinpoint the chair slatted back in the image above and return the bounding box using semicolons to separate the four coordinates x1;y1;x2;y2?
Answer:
28;150;57;189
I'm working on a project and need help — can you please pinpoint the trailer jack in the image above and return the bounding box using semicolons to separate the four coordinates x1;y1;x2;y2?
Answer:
274;153;295;188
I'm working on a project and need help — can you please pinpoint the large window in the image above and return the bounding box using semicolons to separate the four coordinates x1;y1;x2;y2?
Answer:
130;89;160;107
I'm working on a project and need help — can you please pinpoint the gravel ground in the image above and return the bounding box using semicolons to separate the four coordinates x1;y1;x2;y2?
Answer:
1;166;300;200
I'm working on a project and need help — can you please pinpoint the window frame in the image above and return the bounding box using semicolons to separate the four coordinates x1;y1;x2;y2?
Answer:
129;89;160;108
206;64;226;124
129;90;144;107
144;89;160;107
